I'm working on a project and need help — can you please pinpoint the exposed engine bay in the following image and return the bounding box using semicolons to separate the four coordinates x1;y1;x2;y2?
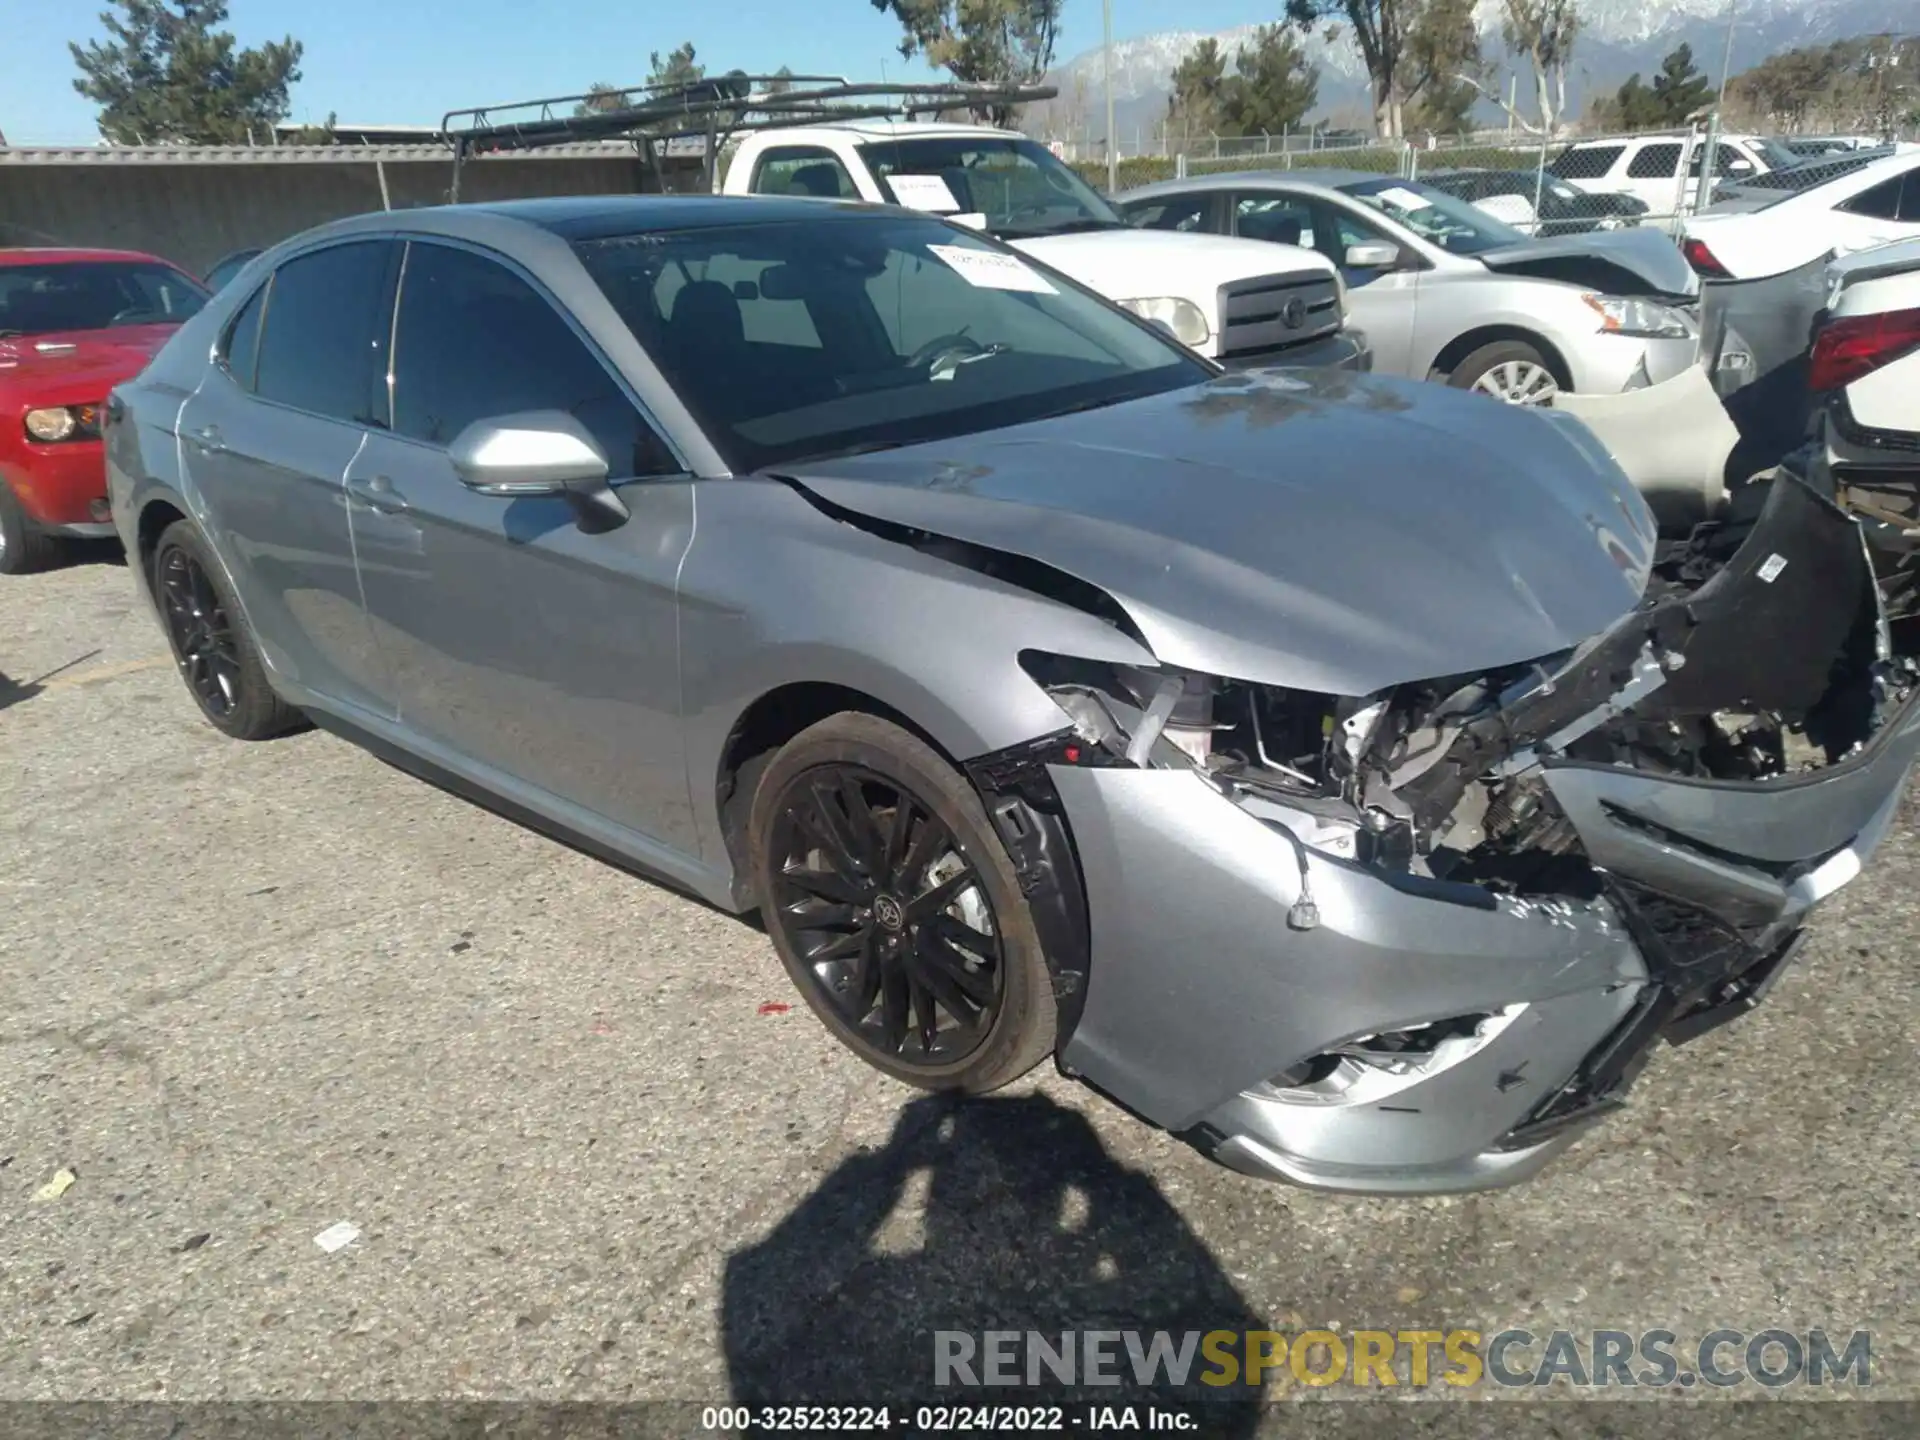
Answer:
1022;469;1917;908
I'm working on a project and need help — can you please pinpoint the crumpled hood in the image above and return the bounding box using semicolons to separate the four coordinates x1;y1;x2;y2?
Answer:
0;323;177;398
1008;226;1336;299
1475;227;1699;298
779;370;1658;696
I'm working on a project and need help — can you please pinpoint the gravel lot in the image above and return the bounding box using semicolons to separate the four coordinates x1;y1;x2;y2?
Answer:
2;552;1915;1431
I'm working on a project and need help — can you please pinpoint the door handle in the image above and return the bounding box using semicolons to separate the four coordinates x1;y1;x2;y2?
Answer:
188;423;226;454
348;473;409;515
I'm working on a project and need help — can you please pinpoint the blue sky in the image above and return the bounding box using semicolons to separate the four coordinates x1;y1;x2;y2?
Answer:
2;0;1285;144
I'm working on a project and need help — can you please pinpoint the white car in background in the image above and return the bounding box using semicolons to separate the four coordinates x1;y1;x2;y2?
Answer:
1683;149;1920;279
721;120;1368;372
1807;238;1920;593
1551;132;1795;215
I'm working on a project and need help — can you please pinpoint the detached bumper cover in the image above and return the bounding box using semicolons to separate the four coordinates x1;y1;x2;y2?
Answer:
1051;765;1648;1193
1048;474;1919;1195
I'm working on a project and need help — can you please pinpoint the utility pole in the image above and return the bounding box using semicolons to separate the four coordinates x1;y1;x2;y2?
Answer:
1104;0;1117;192
1716;0;1737;108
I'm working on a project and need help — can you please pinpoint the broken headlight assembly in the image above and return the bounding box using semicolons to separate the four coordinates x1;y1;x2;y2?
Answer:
1582;293;1693;340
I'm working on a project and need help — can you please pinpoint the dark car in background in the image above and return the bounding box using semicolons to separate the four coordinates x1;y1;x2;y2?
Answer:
203;248;264;293
0;247;207;572
1421;168;1650;237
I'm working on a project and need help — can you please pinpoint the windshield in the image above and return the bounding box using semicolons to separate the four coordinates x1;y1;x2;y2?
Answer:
855;135;1124;240
574;214;1206;471
0;261;206;337
1337;177;1527;255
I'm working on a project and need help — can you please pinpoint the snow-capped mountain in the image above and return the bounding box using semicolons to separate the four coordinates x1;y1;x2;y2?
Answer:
1045;0;1920;136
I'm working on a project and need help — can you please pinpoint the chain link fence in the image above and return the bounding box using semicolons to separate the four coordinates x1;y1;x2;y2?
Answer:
1062;120;1918;238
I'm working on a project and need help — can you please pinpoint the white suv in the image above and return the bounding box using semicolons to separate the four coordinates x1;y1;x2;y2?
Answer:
1551;133;1792;217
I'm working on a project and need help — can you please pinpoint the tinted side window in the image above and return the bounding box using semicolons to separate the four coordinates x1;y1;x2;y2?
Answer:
1899;172;1920;222
220;282;268;391
390;242;675;479
1550;144;1623;180
254;241;394;424
1233;195;1314;247
751;148;859;199
1841;175;1904;220
1626;143;1682;180
1127;195;1215;233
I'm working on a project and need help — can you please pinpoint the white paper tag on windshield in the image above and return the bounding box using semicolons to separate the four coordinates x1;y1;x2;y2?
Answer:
1373;186;1429;211
928;244;1056;294
888;174;961;213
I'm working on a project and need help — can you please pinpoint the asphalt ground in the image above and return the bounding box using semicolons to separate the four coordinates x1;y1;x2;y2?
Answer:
1;550;1915;1436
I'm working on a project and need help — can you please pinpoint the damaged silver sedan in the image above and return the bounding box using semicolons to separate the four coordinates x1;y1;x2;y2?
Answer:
107;196;1919;1195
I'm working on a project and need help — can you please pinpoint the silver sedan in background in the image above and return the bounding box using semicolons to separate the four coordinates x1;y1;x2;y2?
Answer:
1118;171;1704;405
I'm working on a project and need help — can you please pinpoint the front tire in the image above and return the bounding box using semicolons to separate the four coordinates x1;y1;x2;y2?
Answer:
0;485;63;575
748;713;1057;1093
1449;339;1561;406
152;519;306;740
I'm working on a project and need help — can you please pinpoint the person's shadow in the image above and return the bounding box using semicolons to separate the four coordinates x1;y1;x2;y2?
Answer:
722;1093;1262;1434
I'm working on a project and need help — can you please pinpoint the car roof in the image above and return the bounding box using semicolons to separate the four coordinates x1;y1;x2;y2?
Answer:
276;193;914;256
0;246;175;267
764;118;1010;140
1122;169;1381;200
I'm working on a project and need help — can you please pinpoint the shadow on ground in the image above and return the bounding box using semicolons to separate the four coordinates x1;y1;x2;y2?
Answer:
0;668;41;714
722;1093;1263;1432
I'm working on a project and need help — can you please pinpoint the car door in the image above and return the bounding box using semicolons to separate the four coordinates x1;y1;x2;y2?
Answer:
1247;193;1421;375
176;239;401;719
345;237;699;853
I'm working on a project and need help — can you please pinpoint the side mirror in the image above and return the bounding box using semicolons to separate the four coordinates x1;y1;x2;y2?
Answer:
449;411;629;533
1344;241;1401;270
1727;158;1755;175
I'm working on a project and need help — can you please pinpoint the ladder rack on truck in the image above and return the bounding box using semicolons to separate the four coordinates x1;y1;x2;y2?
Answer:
439;75;1057;198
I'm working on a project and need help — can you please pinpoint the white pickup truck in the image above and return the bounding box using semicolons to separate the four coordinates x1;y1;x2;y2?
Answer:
721;119;1370;372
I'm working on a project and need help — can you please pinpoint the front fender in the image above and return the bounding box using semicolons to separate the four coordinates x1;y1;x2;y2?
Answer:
677;477;1158;877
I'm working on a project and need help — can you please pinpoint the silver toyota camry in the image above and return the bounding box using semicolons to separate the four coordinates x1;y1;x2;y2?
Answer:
106;195;1920;1195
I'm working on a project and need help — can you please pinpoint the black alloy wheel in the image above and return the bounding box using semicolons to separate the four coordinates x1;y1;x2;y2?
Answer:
767;763;1006;1067
149;519;306;741
158;544;243;718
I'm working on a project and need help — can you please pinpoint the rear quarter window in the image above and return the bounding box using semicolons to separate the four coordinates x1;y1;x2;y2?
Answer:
1626;143;1682;180
1550;145;1624;180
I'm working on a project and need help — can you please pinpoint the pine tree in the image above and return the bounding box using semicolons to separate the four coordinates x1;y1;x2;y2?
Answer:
70;0;302;145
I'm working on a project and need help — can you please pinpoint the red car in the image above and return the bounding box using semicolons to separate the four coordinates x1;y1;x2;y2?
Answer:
0;247;208;573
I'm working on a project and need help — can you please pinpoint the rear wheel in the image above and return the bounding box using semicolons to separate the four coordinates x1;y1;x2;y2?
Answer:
748;713;1056;1093
152;520;306;740
0;485;62;575
1449;340;1561;406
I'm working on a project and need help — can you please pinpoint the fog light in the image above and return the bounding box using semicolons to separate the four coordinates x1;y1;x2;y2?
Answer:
24;407;76;442
89;498;113;522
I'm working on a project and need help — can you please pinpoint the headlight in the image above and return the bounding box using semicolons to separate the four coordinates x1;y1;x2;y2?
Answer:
24;406;78;442
1582;294;1692;340
1117;295;1211;348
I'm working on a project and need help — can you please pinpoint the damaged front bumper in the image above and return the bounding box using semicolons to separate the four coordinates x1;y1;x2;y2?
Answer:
1019;472;1920;1194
